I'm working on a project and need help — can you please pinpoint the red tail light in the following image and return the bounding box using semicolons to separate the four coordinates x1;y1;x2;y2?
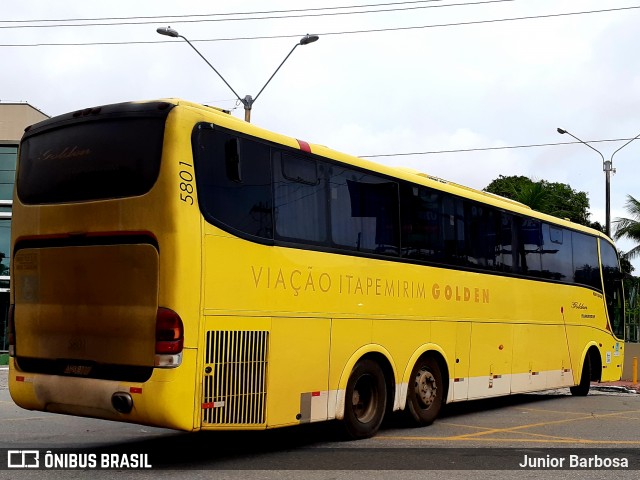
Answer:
155;307;184;355
8;304;15;356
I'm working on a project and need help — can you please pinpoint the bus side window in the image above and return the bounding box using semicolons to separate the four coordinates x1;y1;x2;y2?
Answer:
400;184;441;261
520;218;542;277
224;138;241;183
464;202;499;269
330;167;399;256
193;126;273;240
273;153;328;244
540;224;573;282
572;232;600;289
497;213;518;273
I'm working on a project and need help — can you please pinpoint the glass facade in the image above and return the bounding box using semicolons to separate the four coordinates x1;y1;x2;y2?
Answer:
0;146;17;204
0;144;15;352
0;103;48;355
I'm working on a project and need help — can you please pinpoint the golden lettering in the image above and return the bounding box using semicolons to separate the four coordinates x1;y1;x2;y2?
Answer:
385;280;395;296
251;266;263;287
290;270;302;296
354;277;364;295
38;146;91;161
248;265;490;303
305;271;316;292
319;273;331;292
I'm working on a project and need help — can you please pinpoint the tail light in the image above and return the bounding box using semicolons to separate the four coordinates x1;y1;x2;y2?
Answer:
155;307;183;368
8;304;15;357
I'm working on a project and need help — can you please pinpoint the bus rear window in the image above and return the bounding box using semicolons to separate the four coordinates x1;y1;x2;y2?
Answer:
17;117;166;204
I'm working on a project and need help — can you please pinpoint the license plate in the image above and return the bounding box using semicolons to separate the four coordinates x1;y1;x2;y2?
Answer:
63;364;93;376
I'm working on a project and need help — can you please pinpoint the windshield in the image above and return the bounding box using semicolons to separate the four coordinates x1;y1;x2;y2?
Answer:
600;239;625;339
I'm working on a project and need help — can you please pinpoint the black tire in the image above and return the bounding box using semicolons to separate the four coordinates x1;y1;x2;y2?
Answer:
405;356;444;426
342;359;387;439
570;355;591;396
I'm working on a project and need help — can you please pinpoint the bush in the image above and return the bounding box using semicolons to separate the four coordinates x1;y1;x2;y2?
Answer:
0;353;8;366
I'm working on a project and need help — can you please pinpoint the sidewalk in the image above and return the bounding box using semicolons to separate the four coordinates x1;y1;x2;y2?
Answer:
595;380;640;394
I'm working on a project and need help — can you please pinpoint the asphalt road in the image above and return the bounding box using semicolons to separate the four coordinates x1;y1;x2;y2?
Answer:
1;367;639;480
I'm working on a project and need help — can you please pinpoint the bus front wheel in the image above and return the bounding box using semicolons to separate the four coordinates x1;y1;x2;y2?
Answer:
342;358;387;439
570;355;591;396
405;356;443;426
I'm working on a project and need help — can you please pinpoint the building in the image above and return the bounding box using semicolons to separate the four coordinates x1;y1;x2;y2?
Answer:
0;103;49;352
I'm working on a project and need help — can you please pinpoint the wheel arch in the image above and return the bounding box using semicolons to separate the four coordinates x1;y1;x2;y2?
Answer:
585;344;603;383
575;342;602;384
334;344;397;421
399;344;452;410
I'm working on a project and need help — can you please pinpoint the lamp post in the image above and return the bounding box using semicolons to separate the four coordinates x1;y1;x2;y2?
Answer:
557;127;640;237
156;27;318;122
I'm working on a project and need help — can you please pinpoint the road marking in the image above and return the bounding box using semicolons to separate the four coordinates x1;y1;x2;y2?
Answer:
450;409;640;440
516;407;587;416
438;421;495;432
507;430;584;441
376;436;640;445
378;408;640;445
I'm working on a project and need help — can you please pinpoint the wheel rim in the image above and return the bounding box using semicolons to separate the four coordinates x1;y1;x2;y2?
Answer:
351;373;378;423
414;367;437;409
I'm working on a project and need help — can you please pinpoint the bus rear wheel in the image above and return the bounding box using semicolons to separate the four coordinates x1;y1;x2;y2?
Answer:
342;359;387;439
570;355;591;396
405;356;443;426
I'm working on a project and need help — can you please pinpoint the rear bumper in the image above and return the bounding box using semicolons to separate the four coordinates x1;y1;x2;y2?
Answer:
8;349;198;431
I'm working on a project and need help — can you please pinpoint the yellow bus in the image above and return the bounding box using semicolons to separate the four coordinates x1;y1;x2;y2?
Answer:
8;99;625;439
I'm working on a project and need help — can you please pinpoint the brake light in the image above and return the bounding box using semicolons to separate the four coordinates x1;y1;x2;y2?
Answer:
8;304;15;357
155;308;183;368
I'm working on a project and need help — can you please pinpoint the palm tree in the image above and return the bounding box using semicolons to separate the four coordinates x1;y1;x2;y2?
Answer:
613;194;640;259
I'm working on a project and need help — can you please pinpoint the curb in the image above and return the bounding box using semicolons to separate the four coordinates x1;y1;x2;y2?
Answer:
591;385;639;394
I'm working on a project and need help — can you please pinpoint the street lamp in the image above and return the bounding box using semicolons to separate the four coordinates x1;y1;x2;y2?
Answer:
557;127;640;237
156;27;319;122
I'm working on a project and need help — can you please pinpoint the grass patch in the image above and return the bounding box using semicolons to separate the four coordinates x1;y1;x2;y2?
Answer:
0;353;8;366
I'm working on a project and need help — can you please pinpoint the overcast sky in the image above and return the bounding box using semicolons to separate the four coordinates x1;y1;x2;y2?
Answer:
3;0;640;269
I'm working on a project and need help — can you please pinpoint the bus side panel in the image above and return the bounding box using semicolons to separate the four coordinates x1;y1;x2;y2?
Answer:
197;316;332;431
511;324;571;393
267;317;330;427
199;316;271;430
563;289;623;384
565;325;622;384
467;323;513;398
372;319;433;410
328;318;372;406
371;319;433;404
564;325;597;384
453;322;471;401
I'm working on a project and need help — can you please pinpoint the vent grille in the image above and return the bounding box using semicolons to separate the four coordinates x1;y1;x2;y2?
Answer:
202;330;268;425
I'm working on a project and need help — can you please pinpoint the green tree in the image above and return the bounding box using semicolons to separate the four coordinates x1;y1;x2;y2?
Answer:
619;253;634;276
613;194;640;260
484;175;594;227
